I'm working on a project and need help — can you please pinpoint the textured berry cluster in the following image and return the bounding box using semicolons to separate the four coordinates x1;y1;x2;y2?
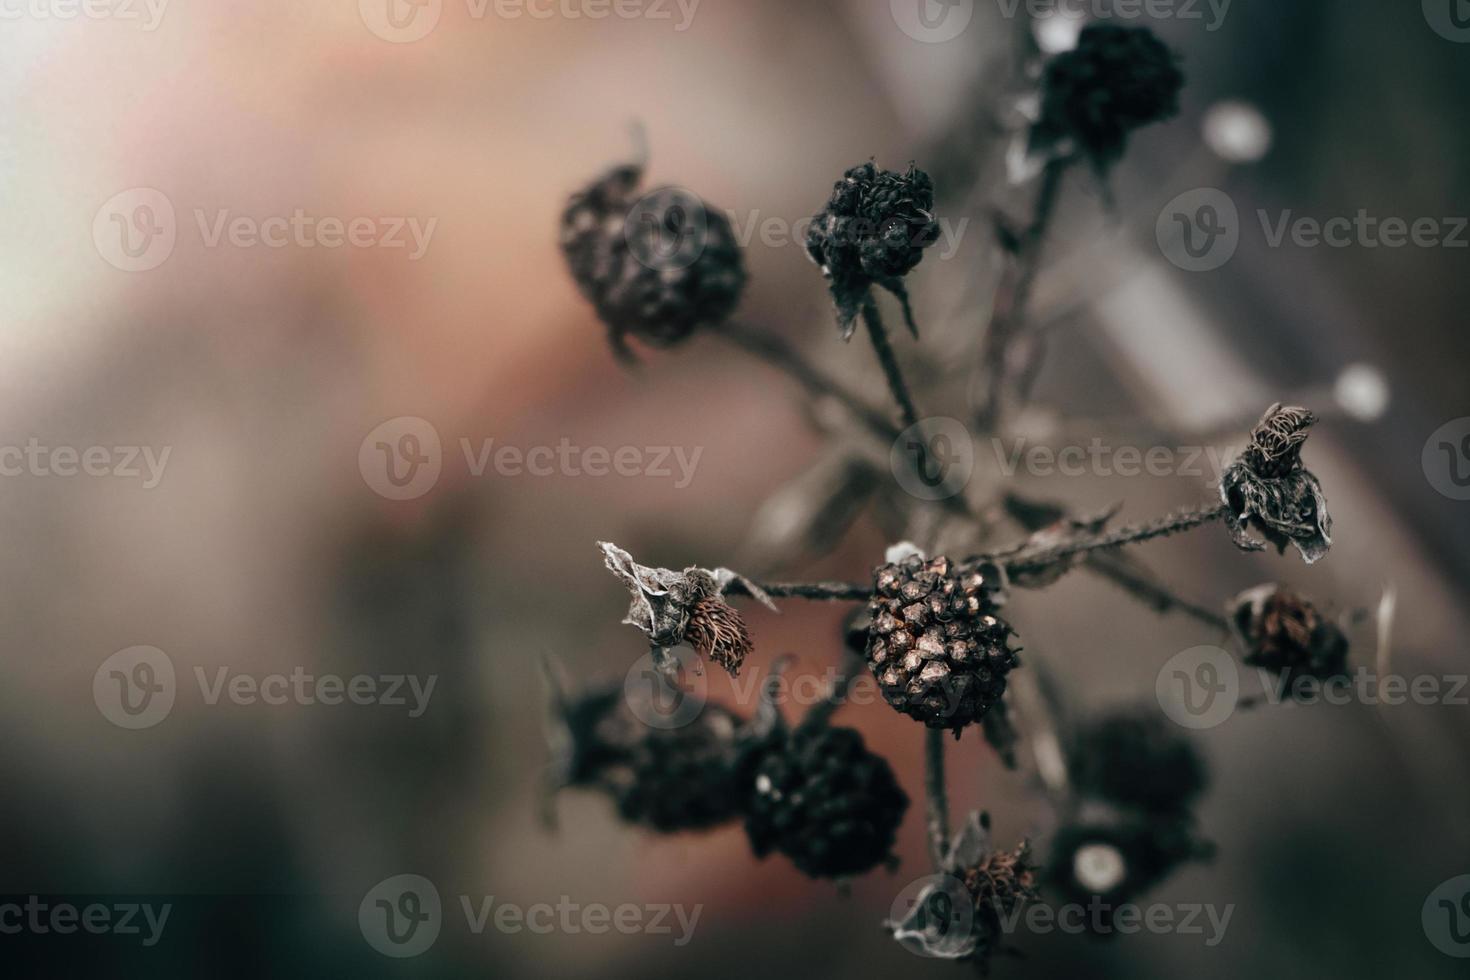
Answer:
866;555;1019;733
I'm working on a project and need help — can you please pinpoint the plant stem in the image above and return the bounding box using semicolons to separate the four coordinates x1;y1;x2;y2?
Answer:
710;320;899;442
973;157;1070;432
1003;504;1230;574
860;295;922;429
1083;553;1230;632
725;580;871;601
925;727;950;869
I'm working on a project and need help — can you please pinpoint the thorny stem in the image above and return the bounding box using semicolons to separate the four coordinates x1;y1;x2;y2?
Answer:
1003;503;1230;574
1083;552;1231;632
925;728;950;869
723;579;871;601
973;157;1071;432
860;295;922;430
710;320;900;442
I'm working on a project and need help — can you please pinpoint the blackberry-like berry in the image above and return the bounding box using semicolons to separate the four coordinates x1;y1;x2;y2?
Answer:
805;162;939;337
561;163;746;363
866;555;1019;733
741;724;908;879
1229;584;1349;688
1031;24;1183;172
1068;710;1207;815
544;670;748;833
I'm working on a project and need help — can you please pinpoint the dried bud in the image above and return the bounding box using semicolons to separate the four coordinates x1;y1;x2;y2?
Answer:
1219;403;1333;563
1031;24;1184;173
805;161;939;338
561;163;745;362
599;542;774;677
1228;584;1349;689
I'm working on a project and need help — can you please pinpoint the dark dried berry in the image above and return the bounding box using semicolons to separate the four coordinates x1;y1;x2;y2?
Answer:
1031;24;1183;172
865;554;1019;733
741;724;908;879
1069;710;1207;815
1229;584;1349;689
561;164;745;362
805;162;939;337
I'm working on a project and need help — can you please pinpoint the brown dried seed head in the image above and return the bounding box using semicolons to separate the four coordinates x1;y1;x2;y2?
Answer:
682;595;753;677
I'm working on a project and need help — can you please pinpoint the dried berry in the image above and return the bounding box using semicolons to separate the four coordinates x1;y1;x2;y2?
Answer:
1219;404;1333;563
1068;709;1207;815
960;839;1040;971
740;723;909;879
1031;24;1183;173
805;161;939;338
542;671;749;832
561;163;746;363
865;553;1019;733
1045;803;1212;933
1229;584;1349;688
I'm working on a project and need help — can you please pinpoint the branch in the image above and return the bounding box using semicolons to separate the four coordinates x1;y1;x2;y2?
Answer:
710;320;900;442
1002;504;1230;574
925;728;950;870
860;295;922;430
973;157;1070;432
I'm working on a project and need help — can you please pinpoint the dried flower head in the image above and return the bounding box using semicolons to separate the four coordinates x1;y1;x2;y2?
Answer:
561;162;746;363
599;542;773;676
1045;803;1212;933
1030;24;1184;173
1228;584;1350;689
887;813;1036;970
805;161;939;338
1220;403;1333;563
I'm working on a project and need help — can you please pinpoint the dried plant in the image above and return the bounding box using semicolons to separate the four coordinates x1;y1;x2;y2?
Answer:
548;23;1359;971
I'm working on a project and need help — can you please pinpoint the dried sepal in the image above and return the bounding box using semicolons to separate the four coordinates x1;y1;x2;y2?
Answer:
1219;403;1332;563
598;542;771;676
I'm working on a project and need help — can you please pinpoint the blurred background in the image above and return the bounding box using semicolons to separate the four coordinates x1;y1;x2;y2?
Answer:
2;0;1468;976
